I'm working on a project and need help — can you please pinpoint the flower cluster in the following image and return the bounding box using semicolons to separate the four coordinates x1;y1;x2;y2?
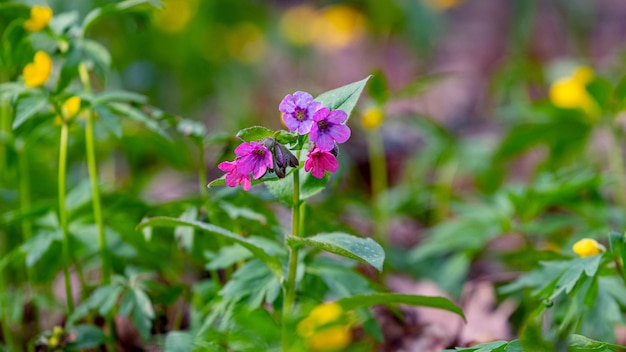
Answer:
218;91;351;190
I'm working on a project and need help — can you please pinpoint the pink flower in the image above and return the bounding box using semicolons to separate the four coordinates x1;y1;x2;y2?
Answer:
218;160;251;191
310;107;351;151
305;146;339;178
279;91;323;134
235;141;273;179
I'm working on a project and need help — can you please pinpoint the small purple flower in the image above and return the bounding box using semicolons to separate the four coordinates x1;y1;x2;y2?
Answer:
310;107;351;152
218;160;251;191
279;91;323;134
235;141;273;179
305;146;339;178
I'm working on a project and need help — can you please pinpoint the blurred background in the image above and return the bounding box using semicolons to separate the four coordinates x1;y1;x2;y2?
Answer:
4;1;626;348
17;0;621;200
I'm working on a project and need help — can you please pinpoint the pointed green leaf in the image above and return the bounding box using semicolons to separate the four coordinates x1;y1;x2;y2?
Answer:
336;293;465;321
13;93;48;129
569;334;626;351
288;232;384;271
315;76;371;116
107;102;167;138
236;126;274;142
136;217;282;278
93;90;148;105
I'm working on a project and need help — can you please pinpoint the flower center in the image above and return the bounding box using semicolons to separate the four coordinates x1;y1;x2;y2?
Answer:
254;148;266;157
317;120;328;131
295;109;305;121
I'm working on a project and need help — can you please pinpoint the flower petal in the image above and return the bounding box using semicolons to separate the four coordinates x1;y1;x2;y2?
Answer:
329;124;351;144
326;109;348;124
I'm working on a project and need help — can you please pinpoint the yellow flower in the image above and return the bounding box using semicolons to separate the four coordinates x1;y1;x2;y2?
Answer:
308;325;352;351
361;106;383;129
62;96;81;120
23;51;52;87
48;335;60;348
572;238;604;258
24;6;53;32
312;5;365;51
549;66;597;117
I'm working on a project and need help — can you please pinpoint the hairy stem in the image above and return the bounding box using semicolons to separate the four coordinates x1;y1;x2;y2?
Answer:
58;122;74;312
282;167;301;351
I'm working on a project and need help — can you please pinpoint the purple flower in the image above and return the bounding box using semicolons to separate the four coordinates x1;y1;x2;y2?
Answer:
218;160;251;191
279;91;323;134
235;141;273;179
305;146;339;178
310;107;351;152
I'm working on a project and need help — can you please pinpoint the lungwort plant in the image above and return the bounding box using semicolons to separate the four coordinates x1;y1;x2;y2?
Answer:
138;77;466;351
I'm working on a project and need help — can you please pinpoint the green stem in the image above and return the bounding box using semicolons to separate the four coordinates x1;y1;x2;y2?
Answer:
58;122;75;313
366;129;388;243
79;63;116;349
282;168;301;351
79;63;111;286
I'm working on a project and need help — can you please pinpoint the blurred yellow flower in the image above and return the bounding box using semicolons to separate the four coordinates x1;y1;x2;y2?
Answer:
424;0;465;11
279;4;365;51
308;325;352;351
227;22;267;64
62;96;81;120
24;5;52;32
312;5;366;51
23;51;52;87
279;4;318;46
572;238;604;258
361;106;383;129
549;66;597;117
154;0;198;33
297;302;352;350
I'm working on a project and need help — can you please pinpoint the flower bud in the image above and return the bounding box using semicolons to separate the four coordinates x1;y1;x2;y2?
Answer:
273;141;299;178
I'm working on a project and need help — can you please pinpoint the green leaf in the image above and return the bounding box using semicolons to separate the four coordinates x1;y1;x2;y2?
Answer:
288;232;384;271
164;331;196;352
275;130;298;145
236;126;274;142
608;231;626;273
67;325;106;351
569;334;626;351
20;229;61;267
80;39;112;82
92;90;148;105
136;217;282;278
107;102;167;138
13;93;48;129
336;293;465;321
315;75;371;116
94;105;122;138
549;255;602;301
82;0;162;35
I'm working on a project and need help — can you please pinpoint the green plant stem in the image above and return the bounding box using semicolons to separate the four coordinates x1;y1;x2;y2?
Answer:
79;63;111;286
282;168;301;351
58;122;75;313
366;129;388;243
